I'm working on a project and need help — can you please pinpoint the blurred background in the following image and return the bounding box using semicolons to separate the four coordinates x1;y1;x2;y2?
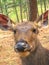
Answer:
0;0;49;22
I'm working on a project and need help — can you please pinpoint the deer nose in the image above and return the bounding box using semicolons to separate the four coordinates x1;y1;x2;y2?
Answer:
14;40;30;52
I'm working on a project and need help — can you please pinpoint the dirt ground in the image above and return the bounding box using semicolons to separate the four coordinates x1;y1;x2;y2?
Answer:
0;26;49;65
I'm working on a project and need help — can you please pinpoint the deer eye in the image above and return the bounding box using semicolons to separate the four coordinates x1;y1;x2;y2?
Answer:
14;30;16;34
32;28;37;33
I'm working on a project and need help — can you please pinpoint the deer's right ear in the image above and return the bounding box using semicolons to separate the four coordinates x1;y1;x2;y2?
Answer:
0;13;16;31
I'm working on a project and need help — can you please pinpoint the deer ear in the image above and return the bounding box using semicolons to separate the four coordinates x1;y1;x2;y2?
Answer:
34;16;48;28
35;10;48;28
0;14;16;31
7;18;12;27
6;18;17;31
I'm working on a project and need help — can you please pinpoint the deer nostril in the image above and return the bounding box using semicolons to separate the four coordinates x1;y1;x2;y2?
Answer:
16;42;26;52
14;41;30;52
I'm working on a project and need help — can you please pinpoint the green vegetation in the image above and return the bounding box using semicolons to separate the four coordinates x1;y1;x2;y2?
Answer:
0;0;48;22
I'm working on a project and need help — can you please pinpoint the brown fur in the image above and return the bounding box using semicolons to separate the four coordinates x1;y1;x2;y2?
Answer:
14;22;49;65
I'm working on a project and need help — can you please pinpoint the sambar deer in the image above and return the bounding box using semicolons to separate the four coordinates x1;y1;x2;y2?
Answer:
0;14;49;65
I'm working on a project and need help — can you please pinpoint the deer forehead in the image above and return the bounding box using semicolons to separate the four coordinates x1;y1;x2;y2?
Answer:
16;23;36;32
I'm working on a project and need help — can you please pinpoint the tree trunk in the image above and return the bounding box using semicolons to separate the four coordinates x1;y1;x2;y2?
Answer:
29;0;38;21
